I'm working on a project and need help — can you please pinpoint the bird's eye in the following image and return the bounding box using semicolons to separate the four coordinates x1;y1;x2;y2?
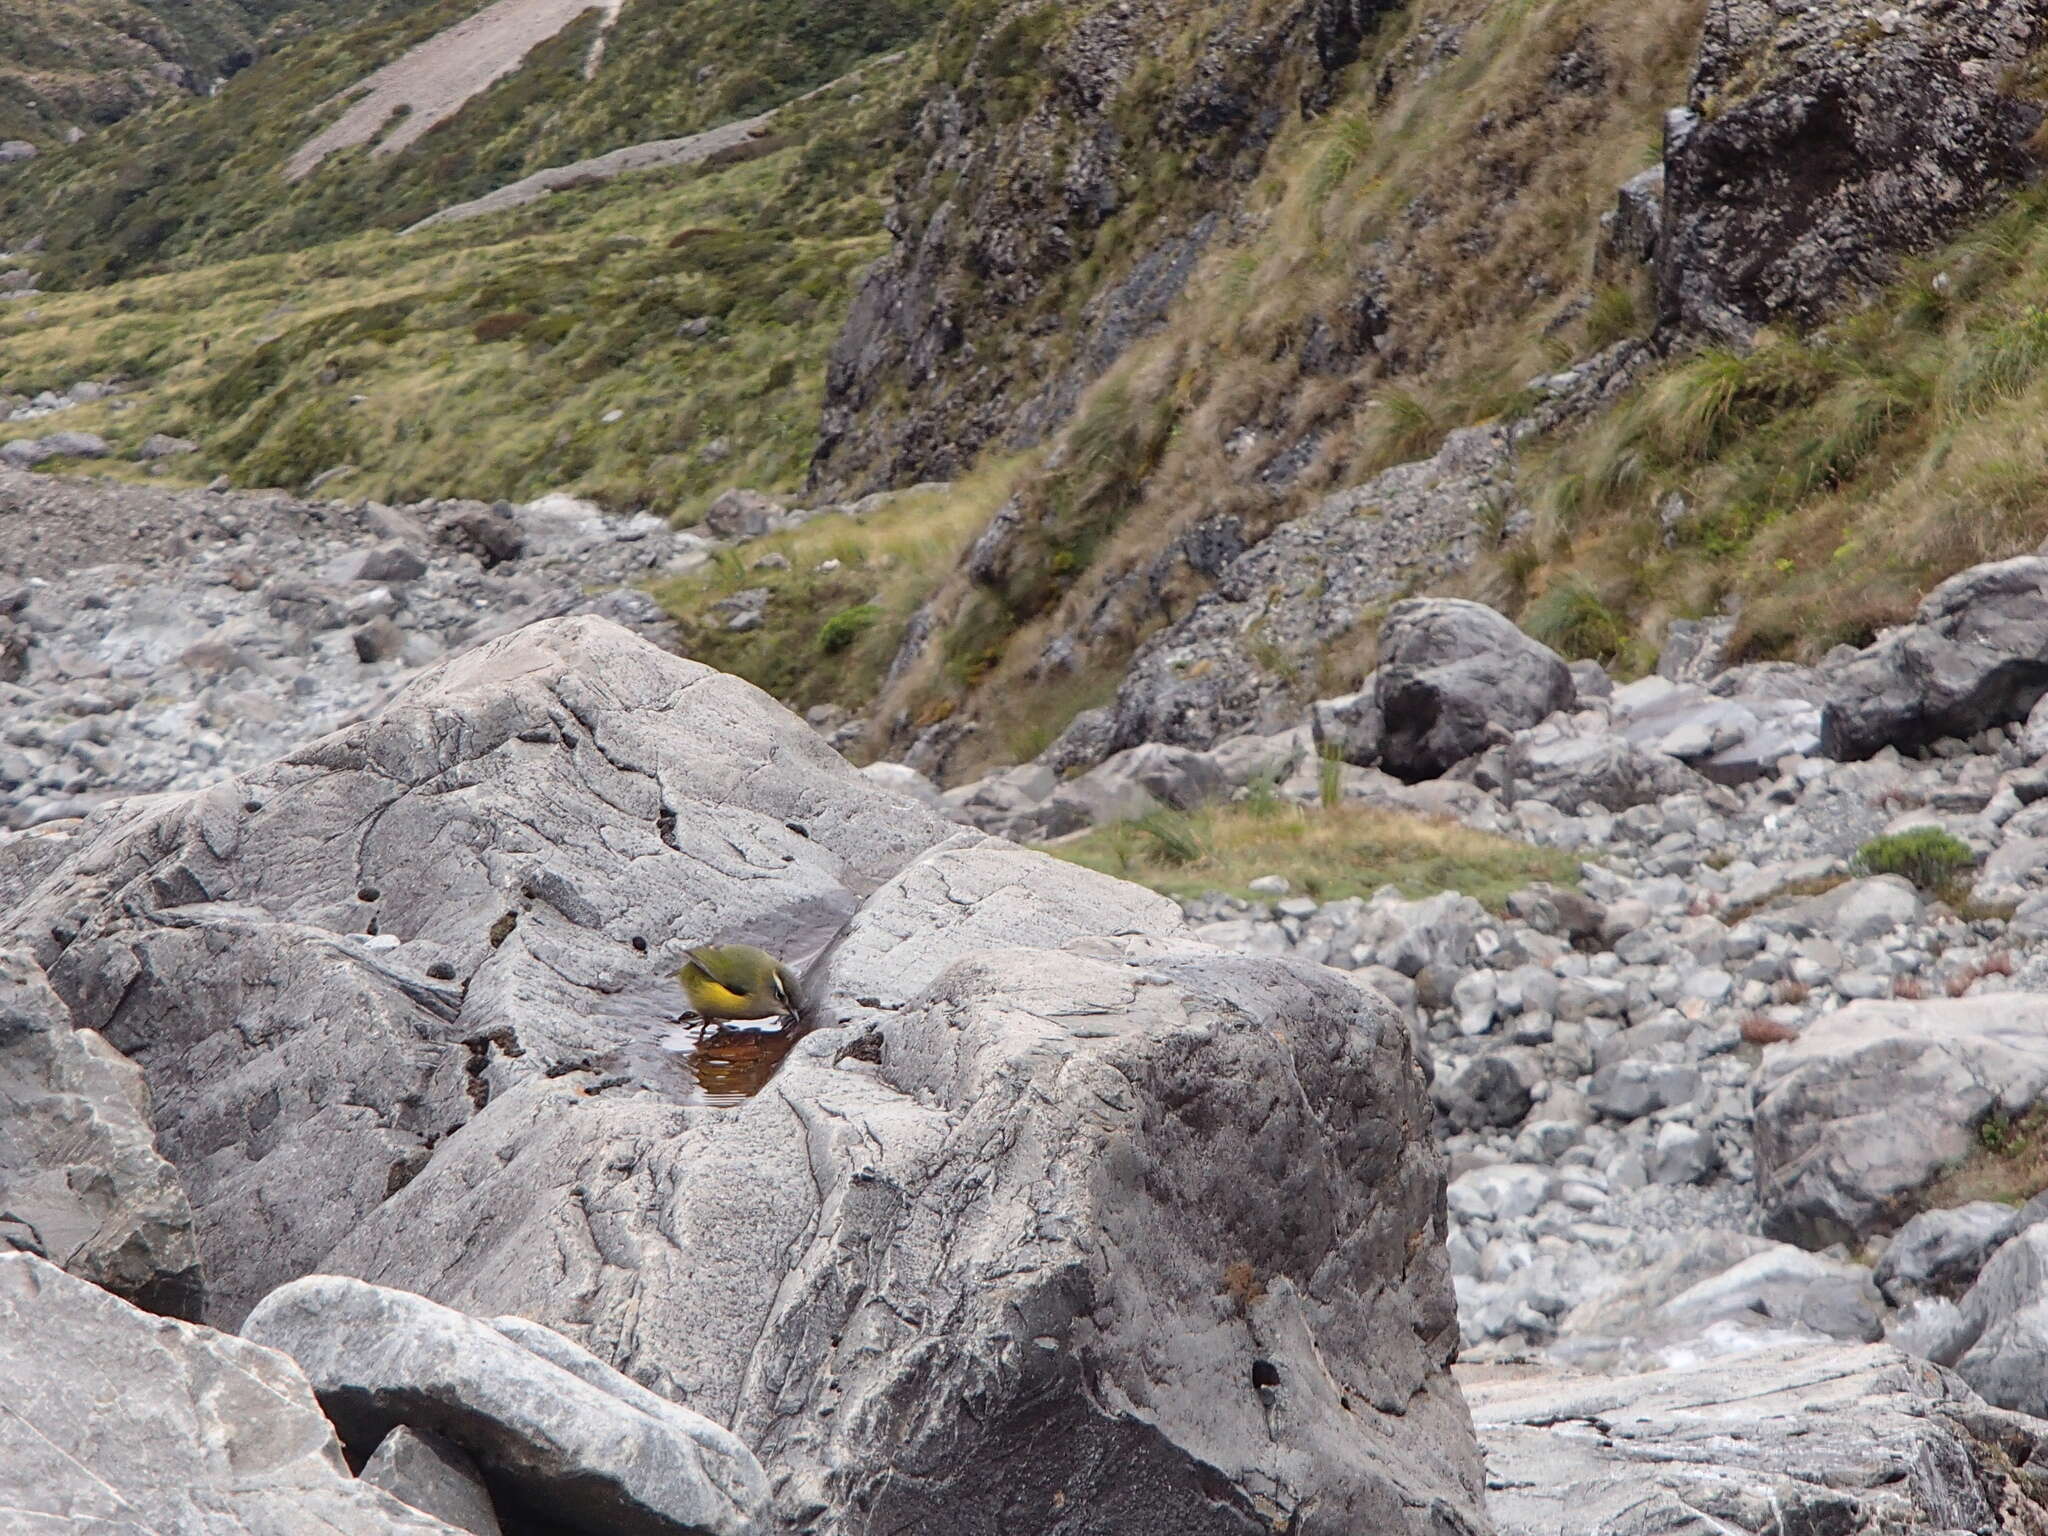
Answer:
771;975;789;1004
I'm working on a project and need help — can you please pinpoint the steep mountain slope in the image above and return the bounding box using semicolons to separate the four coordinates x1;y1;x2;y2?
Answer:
0;0;941;282
0;0;383;148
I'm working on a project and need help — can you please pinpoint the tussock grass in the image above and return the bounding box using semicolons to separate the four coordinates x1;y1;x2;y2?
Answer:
1925;1105;2048;1211
1514;182;2048;664
1046;801;1581;910
872;0;1706;774
652;458;1028;728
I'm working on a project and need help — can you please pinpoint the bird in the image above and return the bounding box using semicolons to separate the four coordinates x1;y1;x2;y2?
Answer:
677;944;804;1029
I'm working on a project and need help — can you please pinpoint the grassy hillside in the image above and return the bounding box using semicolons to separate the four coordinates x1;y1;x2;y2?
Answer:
0;0;941;283
1495;186;2048;668
0;0;382;147
0;65;916;514
845;0;1702;774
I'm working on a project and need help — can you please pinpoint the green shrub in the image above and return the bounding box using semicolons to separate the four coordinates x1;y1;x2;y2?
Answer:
1525;578;1629;663
818;602;882;653
1855;827;1975;892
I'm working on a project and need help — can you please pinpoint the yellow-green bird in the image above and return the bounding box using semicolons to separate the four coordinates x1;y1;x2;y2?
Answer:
678;944;804;1027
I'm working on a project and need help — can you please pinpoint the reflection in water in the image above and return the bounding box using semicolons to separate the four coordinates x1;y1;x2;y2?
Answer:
581;972;812;1108
673;1019;810;1107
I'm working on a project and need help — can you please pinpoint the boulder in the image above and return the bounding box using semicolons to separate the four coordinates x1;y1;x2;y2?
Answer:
347;542;430;584
1587;1059;1700;1122
1875;1202;2022;1305
1311;685;1383;767
1758;875;1921;944
137;433;201;461
1951;1225;2048;1418
1753;996;2048;1249
1496;723;1712;811
1468;1343;2048;1536
320;926;1486;1535
1820;556;2048;760
4;616;1485;1534
0;1251;461;1533
0;947;202;1319
243;1276;768;1536
1610;676;1820;785
1652;615;1731;684
2;617;954;1325
1550;1232;1880;1373
37;430;110;459
1376;599;1575;782
362;1427;504;1536
701;489;786;540
435;503;527;568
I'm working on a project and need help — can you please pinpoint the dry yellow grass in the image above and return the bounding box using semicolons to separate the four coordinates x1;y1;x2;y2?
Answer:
1047;800;1581;910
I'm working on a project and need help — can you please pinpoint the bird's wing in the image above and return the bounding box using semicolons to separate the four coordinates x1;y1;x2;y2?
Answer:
686;946;758;991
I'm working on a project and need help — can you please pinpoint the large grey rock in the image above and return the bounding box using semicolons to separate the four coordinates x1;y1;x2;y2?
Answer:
1493;721;1713;811
1375;599;1575;782
243;1276;767;1536
319;918;1488;1535
1876;1202;2022;1305
1757;874;1922;944
1753;996;2048;1249
1951;1225;2048;1418
0;1251;462;1533
1469;1343;2048;1536
0;946;202;1319
1821;556;2048;760
1551;1232;1881;1373
2;617;956;1325
362;1427;503;1536
1610;675;1820;785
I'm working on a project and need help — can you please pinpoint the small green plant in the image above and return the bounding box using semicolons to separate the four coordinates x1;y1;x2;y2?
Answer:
1524;578;1629;663
1243;770;1282;821
1854;827;1975;893
817;602;882;653
1132;809;1203;867
1583;283;1639;350
1318;747;1344;810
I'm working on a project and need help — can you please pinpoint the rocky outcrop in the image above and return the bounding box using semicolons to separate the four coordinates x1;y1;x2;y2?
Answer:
1820;555;2048;760
0;946;201;1318
1067;427;1508;760
812;0;1404;493
1658;0;2046;342
1468;1343;2048;1536
2;614;1485;1536
244;1276;768;1536
1752;996;2048;1249
324;917;1486;1534
0;1251;465;1533
3;617;952;1325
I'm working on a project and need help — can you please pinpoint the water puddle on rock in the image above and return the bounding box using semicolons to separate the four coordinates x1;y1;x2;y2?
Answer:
575;973;812;1108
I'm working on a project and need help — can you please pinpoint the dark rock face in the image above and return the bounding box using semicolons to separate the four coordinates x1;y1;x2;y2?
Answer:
1820;556;2048;760
1658;0;2046;342
811;0;1402;496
